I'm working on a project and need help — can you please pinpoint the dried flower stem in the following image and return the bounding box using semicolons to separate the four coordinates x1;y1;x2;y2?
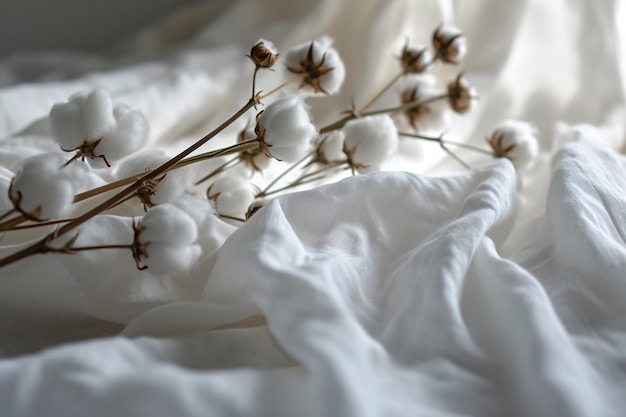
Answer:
195;155;241;185
0;209;16;222
399;132;492;156
0;214;27;231
0;98;258;268
251;66;260;101
219;214;246;223
358;71;403;113
261;163;349;197
256;152;313;197
365;93;448;117
74;141;258;203
4;217;73;231
319;94;448;134
58;244;132;252
258;74;304;100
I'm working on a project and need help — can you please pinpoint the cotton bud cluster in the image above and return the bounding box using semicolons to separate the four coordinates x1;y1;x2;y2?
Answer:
487;120;539;169
132;195;211;276
432;25;467;64
343;115;398;173
49;89;149;168
400;43;433;74
8;153;87;220
285;36;346;95
255;96;317;163
115;150;192;209
207;176;256;218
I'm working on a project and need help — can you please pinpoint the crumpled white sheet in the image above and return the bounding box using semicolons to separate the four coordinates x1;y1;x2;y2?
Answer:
1;0;626;415
2;140;626;416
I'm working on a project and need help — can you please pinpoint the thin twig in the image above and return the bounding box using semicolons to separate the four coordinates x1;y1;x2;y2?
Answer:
256;152;314;197
358;71;404;113
195;155;241;186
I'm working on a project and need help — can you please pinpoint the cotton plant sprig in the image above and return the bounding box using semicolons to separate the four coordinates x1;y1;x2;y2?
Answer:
0;34;333;268
398;120;539;169
0;25;539;272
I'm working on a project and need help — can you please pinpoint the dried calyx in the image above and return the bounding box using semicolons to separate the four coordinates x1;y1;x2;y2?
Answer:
285;37;345;95
400;43;433;74
447;74;477;114
248;39;279;69
432;25;467;64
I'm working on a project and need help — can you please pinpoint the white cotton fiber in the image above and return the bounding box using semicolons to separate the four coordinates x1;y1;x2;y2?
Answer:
343;115;398;173
9;153;87;220
284;36;346;95
257;96;317;163
49;89;149;168
140;204;198;246
140;243;202;277
208;176;256;218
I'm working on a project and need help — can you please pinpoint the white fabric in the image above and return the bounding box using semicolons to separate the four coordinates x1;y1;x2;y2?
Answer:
1;0;626;416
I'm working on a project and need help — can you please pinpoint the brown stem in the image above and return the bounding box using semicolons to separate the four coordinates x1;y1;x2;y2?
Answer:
258;75;303;100
358;71;404;113
364;93;448;117
195;155;241;186
219;214;246;223
0;209;16;222
259;161;347;198
319;94;448;134
256;152;313;197
0;98;257;269
0;214;27;231
4;217;73;231
173;140;259;169
63;244;132;252
399;132;492;156
251;66;260;101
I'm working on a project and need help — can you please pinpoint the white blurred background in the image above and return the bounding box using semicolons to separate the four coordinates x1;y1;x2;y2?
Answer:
0;0;202;56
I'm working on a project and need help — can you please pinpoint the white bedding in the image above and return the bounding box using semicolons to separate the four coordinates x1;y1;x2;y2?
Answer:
1;0;626;416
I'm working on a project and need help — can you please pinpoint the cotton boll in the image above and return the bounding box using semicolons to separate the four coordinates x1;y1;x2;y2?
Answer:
8;153;87;220
133;194;216;275
400;43;433;74
343;115;398;173
98;105;149;164
284;36;346;95
256;96;317;163
432;25;467;64
169;193;216;227
248;38;279;69
140;242;202;277
139;204;198;246
207;176;256;218
399;75;450;134
81;89;116;140
49;100;84;151
49;89;149;168
316;131;346;163
487;120;539;169
447;74;477;114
